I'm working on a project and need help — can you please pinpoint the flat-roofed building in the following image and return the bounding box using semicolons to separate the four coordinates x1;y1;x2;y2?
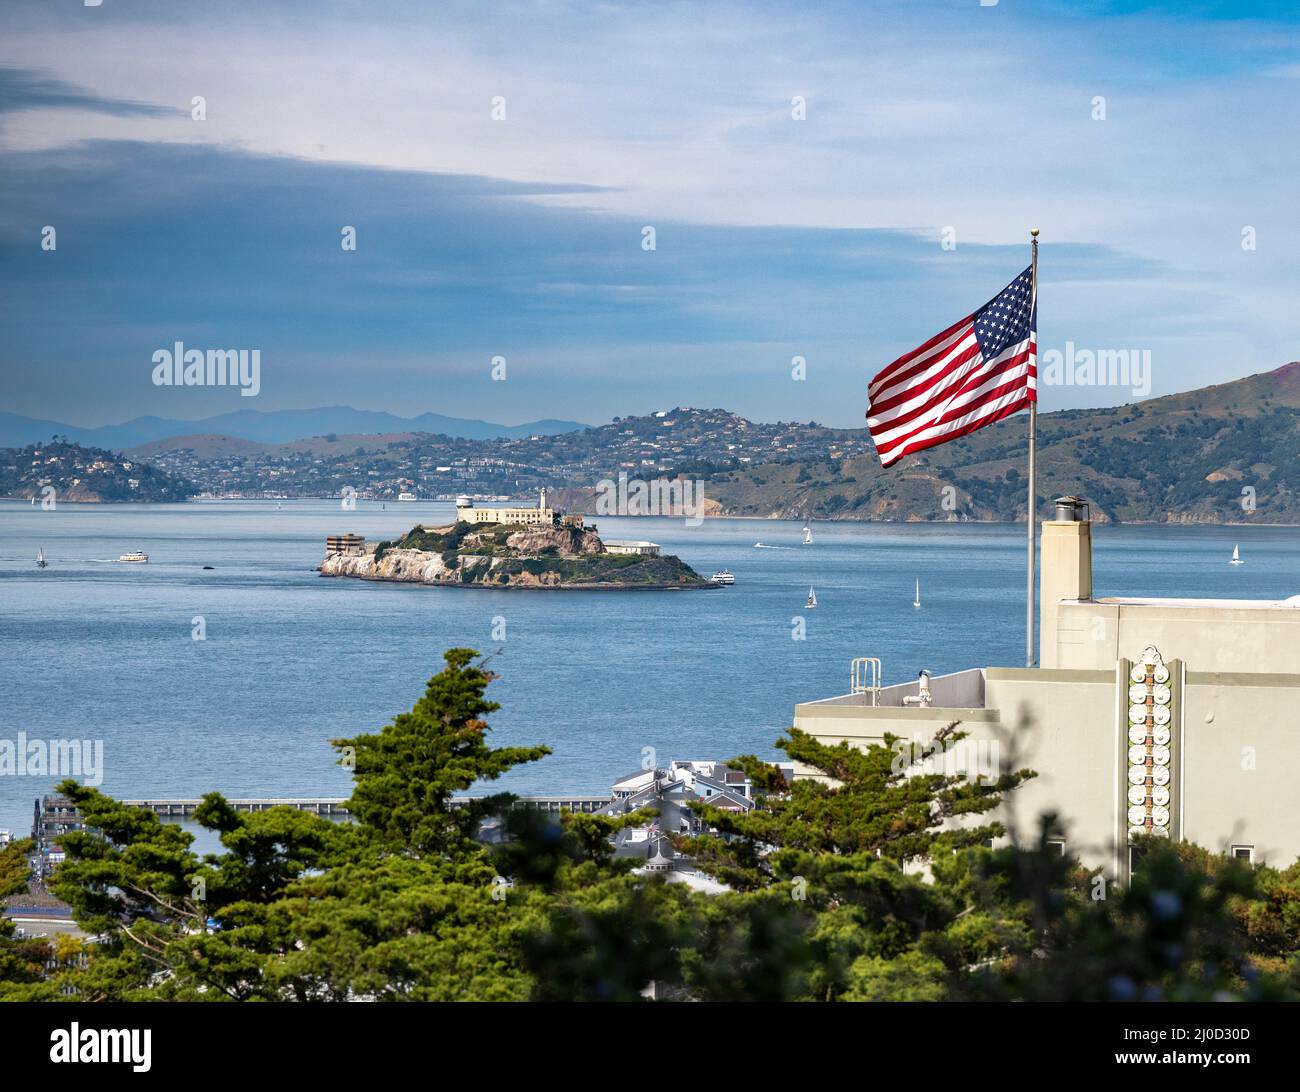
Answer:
603;540;661;556
792;497;1300;882
455;488;555;526
325;533;366;555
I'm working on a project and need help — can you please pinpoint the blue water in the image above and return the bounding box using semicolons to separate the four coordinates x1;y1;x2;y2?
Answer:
2;499;1297;836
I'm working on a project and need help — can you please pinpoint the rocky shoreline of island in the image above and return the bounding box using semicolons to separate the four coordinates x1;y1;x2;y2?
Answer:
318;515;715;590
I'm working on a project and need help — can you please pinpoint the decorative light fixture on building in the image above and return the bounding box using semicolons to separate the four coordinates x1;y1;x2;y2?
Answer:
1127;645;1173;839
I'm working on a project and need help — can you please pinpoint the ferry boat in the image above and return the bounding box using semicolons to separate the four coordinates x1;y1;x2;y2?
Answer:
398;492;417;501
710;570;735;585
118;551;149;563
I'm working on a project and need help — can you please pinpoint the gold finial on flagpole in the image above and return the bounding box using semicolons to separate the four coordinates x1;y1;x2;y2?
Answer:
1030;227;1039;237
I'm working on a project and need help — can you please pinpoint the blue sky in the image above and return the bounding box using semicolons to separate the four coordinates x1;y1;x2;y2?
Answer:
0;0;1296;429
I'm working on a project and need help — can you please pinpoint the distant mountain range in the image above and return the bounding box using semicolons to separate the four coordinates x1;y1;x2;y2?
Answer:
0;406;590;449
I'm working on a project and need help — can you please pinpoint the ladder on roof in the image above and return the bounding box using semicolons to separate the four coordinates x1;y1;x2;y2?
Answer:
850;657;882;707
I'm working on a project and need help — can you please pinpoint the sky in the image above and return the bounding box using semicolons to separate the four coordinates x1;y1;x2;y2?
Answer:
0;0;1297;430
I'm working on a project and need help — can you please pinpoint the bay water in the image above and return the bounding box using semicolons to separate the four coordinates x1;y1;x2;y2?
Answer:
2;499;1296;836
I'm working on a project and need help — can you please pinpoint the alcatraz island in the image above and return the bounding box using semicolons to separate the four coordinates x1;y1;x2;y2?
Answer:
319;489;714;589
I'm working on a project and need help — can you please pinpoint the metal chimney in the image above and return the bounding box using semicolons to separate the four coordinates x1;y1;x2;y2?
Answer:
1053;495;1089;522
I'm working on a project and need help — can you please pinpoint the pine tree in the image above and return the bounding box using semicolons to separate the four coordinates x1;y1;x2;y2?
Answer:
333;648;551;855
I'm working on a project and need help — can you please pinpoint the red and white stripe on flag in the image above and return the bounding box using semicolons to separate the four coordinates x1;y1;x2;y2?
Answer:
867;296;1036;468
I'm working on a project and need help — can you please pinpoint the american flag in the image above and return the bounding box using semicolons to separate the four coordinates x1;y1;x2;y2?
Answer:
867;267;1036;467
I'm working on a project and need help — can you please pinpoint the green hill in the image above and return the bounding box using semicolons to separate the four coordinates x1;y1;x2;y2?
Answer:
0;440;195;503
703;361;1300;524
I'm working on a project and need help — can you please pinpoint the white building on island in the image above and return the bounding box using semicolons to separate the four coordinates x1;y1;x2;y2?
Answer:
602;540;661;556
453;488;556;526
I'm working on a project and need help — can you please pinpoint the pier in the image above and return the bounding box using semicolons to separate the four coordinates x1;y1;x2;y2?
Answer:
122;798;351;817
121;796;611;817
451;795;611;814
32;793;613;841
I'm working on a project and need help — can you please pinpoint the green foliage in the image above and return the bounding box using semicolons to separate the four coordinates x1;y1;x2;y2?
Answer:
17;654;1300;1002
692;725;1033;883
0;839;59;1000
333;648;550;855
379;522;706;585
0;838;33;900
962;824;1293;1000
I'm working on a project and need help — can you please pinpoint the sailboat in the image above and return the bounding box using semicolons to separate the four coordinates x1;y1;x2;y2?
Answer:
1230;544;1243;565
37;547;47;569
913;578;921;608
802;520;812;545
805;586;817;609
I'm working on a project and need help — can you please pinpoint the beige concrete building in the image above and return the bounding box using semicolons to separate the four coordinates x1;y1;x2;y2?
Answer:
453;489;555;526
325;533;367;555
793;497;1300;880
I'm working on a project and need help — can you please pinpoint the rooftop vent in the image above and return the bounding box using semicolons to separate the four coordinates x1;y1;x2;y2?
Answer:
1053;495;1089;522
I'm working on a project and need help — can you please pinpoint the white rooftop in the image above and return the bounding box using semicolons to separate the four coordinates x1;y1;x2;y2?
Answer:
1084;596;1300;610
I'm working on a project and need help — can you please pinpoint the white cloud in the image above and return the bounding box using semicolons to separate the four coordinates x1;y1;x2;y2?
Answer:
2;0;1296;416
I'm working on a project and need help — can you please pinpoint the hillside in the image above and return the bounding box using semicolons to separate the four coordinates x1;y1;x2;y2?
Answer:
9;363;1298;522
702;362;1300;524
0;440;195;502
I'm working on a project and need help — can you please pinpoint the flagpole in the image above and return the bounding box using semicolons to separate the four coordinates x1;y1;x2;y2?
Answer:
1027;228;1039;668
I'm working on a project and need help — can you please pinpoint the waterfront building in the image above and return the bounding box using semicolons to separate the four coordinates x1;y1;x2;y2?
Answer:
792;497;1300;880
453;488;556;526
602;540;661;556
325;533;367;555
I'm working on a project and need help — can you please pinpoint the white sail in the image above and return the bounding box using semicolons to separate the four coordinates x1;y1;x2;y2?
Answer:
802;520;812;545
806;586;817;608
913;578;921;608
1230;544;1242;564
